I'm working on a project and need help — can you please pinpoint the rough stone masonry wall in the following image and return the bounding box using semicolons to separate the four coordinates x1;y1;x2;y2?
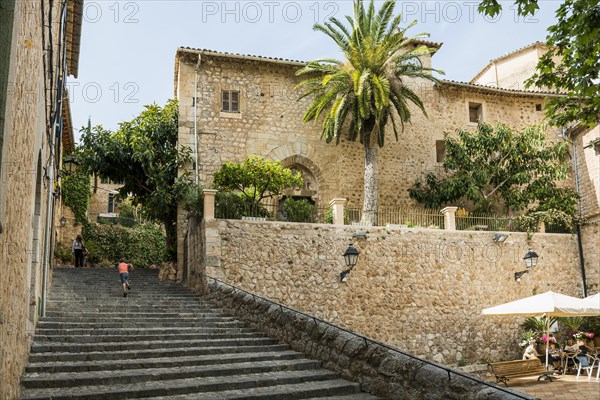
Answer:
203;220;581;367
572;126;600;292
175;52;564;273
0;1;50;398
206;280;535;400
177;53;561;210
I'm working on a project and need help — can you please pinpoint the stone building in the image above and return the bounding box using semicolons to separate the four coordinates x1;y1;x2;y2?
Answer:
470;41;550;91
174;44;568;273
472;42;600;293
0;0;83;397
176;42;598;365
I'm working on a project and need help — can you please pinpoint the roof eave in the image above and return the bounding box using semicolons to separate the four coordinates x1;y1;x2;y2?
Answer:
438;80;564;98
65;0;83;78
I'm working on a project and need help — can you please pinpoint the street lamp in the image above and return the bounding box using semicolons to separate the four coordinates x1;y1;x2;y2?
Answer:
514;248;539;281
63;156;78;174
523;248;539;268
340;243;360;282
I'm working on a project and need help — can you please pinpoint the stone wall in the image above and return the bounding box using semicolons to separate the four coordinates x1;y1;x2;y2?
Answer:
0;1;48;398
572;126;600;293
174;48;565;273
176;50;560;210
197;219;581;367
87;177;123;218
206;279;535;400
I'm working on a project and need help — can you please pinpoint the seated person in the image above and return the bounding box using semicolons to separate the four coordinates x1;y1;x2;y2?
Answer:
576;339;591;367
548;342;562;370
564;339;578;353
523;339;539;360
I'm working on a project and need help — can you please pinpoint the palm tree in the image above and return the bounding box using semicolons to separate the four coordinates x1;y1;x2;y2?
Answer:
296;0;442;225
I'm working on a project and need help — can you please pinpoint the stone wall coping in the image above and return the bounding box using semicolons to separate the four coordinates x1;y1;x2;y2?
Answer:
206;277;534;400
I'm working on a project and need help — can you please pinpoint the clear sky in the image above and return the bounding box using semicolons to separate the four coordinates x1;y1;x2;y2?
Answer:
68;0;560;140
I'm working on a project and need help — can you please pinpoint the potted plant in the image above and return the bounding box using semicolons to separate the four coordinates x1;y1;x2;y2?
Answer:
582;316;600;348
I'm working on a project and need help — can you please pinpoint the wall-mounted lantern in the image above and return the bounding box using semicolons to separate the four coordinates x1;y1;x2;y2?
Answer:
340;243;360;282
514;249;539;281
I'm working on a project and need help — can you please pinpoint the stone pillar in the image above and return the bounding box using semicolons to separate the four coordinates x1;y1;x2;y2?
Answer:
329;198;347;225
538;221;546;233
203;189;218;221
440;206;458;231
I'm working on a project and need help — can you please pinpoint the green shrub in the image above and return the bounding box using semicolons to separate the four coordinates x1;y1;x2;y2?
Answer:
54;242;73;265
324;208;333;224
280;198;315;222
117;202;138;227
182;185;204;219
82;221;168;267
215;191;270;219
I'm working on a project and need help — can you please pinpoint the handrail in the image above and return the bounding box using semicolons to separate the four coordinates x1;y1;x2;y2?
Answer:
207;277;531;400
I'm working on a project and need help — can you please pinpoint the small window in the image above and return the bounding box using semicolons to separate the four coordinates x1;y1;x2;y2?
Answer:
108;193;116;213
436;140;446;163
469;102;482;123
222;90;239;112
108;193;122;213
535;103;542;111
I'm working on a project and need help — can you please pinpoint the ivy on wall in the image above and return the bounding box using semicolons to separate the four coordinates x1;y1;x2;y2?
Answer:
61;171;92;223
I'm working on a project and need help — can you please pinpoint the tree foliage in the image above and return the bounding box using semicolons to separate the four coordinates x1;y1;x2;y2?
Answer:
409;123;578;217
281;198;316;223
82;221;168;268
213;155;303;205
77;99;192;260
61;170;91;223
479;0;600;127
296;0;442;225
477;0;540;17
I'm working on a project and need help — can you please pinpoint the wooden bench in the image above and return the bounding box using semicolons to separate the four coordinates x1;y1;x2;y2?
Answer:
488;359;554;386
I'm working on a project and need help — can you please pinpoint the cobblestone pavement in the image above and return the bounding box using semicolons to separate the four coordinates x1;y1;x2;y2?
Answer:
489;371;600;400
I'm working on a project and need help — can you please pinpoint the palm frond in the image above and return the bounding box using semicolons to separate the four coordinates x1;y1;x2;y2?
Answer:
297;0;442;149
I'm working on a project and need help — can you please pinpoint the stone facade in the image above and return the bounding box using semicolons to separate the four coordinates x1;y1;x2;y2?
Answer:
571;125;600;292
471;41;599;291
174;47;563;274
207;279;535;400
0;1;82;397
175;48;560;206
190;219;581;367
87;177;124;219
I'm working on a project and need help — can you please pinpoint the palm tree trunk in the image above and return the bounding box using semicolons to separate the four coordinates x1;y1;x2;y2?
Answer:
362;140;378;225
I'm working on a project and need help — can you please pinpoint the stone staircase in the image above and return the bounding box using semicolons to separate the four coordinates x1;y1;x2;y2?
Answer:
20;267;380;399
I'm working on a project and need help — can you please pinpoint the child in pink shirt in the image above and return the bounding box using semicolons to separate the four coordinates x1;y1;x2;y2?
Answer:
118;258;133;297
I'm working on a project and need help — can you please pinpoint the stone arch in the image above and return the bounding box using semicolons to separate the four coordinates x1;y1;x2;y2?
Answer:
279;155;322;201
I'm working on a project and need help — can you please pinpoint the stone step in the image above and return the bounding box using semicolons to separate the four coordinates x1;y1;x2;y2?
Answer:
20;369;341;400
20;267;380;399
45;305;217;312
34;331;263;343
22;359;322;389
35;326;251;337
25;350;305;373
31;337;279;354
37;320;244;329
27;343;290;363
39;316;236;323
46;300;212;305
45;311;225;318
139;386;380;400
